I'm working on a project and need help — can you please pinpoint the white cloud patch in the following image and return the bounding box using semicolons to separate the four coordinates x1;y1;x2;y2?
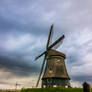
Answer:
0;69;39;89
70;80;82;88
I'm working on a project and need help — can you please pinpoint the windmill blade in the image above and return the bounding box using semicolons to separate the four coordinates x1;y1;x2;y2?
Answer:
46;24;53;49
36;55;46;87
35;35;65;60
35;51;46;60
48;35;65;50
35;24;53;61
53;37;63;49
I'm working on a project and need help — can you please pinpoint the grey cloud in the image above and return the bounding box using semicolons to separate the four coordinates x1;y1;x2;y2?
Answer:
0;0;92;86
0;55;39;76
0;0;49;35
71;75;92;84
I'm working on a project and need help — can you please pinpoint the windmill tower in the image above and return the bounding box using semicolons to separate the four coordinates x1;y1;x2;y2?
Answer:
35;25;70;88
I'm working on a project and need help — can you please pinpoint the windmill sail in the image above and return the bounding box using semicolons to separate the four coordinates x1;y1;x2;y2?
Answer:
36;24;54;87
53;36;64;49
48;35;65;50
36;56;46;87
46;24;54;49
35;35;65;60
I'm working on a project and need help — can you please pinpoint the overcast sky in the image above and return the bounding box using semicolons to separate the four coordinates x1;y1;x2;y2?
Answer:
0;0;92;89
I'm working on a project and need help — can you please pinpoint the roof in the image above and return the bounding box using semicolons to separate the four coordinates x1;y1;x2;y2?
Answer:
48;49;66;59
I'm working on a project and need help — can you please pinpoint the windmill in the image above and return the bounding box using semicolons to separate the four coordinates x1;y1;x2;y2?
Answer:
35;24;70;88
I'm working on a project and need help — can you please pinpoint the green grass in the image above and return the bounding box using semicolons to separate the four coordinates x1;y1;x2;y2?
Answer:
0;88;92;92
21;88;83;92
0;90;20;92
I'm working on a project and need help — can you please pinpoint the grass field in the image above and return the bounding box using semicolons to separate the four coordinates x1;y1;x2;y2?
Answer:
0;88;92;92
21;88;92;92
0;90;20;92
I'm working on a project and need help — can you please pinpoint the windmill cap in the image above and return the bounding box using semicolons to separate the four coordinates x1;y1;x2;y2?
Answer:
48;49;66;59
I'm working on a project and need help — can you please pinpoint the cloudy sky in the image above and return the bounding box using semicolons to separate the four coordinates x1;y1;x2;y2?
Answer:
0;0;92;89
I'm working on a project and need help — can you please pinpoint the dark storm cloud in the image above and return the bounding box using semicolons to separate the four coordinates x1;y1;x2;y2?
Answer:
0;15;24;33
0;55;39;76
